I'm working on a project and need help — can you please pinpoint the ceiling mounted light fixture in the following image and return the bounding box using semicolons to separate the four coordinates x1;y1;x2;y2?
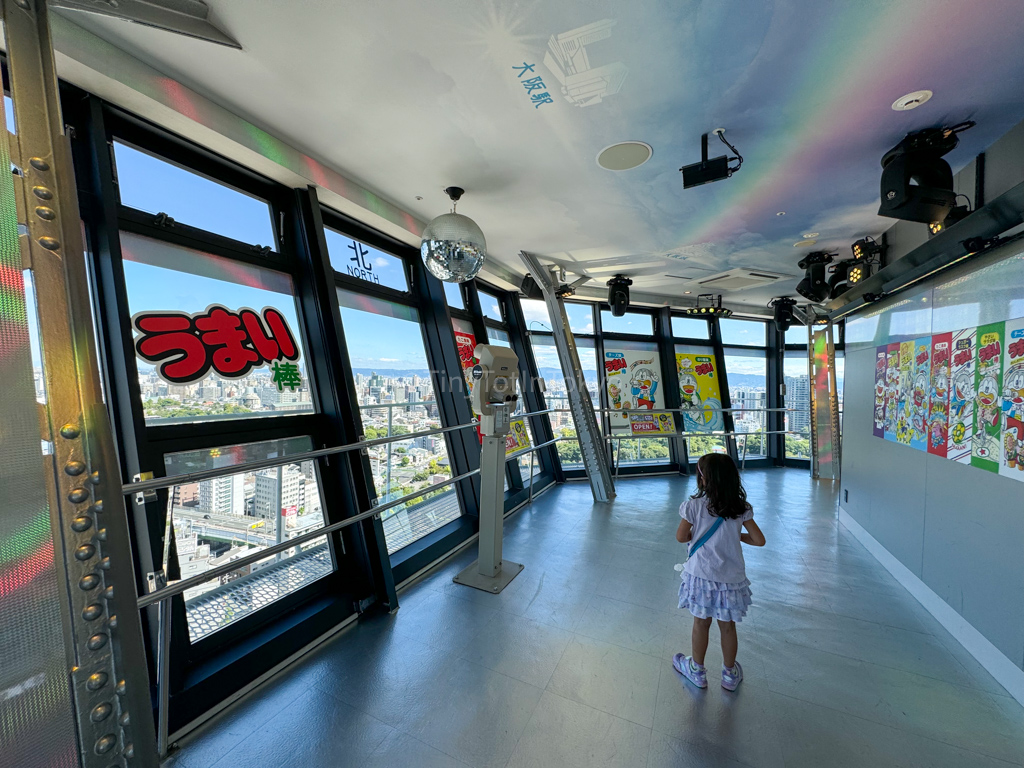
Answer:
793;239;818;247
420;187;487;283
891;90;933;111
597;141;653;171
682;293;732;318
795;251;835;303
802;232;819;238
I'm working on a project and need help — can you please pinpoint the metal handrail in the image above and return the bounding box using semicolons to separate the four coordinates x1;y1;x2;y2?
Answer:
606;429;804;440
137;465;481;609
504;436;561;462
122;419;480;495
537;403;799;414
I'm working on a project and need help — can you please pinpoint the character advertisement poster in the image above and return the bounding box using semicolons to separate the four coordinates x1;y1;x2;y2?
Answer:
675;353;724;433
1000;317;1024;479
873;347;887;438
505;418;531;454
454;329;483;441
883;343;900;442
909;337;931;451
896;341;915;445
947;328;976;463
972;322;1004;472
604;346;671;435
927;333;951;456
629;412;676;435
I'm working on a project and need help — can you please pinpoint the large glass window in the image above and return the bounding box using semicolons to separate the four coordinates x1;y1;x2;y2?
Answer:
784;353;811;458
725;350;768;459
324;229;408;292
122;231;314;424
530;335;599;469
521;299;594;335
719;318;766;347
113;141;276;247
671;316;710;339
337;290;457;553
163;436;330;643
601;310;653;335
603;339;671;467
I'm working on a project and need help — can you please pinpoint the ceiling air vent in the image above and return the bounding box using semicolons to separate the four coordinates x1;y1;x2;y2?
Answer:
694;267;792;292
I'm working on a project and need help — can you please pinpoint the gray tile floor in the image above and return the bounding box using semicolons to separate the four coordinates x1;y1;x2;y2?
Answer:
169;470;1024;768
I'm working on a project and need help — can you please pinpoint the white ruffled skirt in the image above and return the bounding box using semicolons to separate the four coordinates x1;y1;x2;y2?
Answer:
678;572;752;622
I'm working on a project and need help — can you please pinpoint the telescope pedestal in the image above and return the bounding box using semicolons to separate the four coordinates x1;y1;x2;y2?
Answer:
454;434;523;593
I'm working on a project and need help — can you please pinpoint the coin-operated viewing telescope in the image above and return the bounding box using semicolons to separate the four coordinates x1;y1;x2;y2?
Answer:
455;344;525;593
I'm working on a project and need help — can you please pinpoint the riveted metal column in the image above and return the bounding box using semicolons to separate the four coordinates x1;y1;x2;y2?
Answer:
519;251;614;502
3;1;158;765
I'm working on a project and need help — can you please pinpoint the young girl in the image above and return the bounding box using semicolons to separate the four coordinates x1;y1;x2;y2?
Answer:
673;453;765;691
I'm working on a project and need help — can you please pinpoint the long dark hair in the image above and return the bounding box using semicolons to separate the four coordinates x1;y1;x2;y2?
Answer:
692;453;751;519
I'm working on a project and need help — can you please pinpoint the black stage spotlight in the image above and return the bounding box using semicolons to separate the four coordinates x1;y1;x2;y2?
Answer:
878;122;974;224
681;129;743;189
795;251;834;303
827;260;857;300
607;275;633;317
682;293;732;318
847;261;870;285
520;273;545;301
851;237;882;262
769;297;797;333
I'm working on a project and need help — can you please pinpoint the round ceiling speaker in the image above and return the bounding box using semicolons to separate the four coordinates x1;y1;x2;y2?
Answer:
892;90;933;111
597;141;653;171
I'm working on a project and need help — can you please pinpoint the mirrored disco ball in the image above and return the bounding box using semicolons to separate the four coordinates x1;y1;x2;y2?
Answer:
420;212;487;283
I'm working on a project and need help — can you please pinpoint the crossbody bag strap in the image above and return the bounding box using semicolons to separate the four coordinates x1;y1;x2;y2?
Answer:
688;515;725;558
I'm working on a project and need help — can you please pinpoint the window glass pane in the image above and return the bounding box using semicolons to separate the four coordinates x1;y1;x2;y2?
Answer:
719;318;766;347
443;281;465;309
784;352;811;458
671;316;709;339
725;353;767;459
488;327;510;346
785;323;808;347
604;339;671;466
565;303;596;335
601;310;652;335
530;335;600;469
675;344;726;460
4;95;15;134
479;290;503;323
324;228;408;292
113;141;275;247
122;231;313;424
163;436;330;643
520;299;552;333
337;290;458;553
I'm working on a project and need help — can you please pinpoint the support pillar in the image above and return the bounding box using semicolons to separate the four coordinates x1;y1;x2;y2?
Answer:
519;252;615;502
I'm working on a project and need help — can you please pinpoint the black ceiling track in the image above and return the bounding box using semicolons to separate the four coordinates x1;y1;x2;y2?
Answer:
827;177;1024;319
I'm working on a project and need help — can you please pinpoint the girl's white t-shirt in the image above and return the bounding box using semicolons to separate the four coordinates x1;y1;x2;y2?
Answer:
680;496;754;585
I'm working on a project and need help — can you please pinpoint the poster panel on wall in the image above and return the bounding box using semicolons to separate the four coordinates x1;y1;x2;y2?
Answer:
675;352;724;432
908;337;930;451
947;328;976;463
971;322;1005;472
927;333;951;455
604;346;672;435
454;329;483;441
505;418;531;454
896;340;915;445
883;343;900;442
873;347;886;438
999;317;1024;480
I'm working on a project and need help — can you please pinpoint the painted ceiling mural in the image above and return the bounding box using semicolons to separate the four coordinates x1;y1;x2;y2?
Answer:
70;0;1024;306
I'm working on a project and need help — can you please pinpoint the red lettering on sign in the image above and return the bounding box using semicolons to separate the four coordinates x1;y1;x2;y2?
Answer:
954;348;972;367
134;305;299;385
605;358;627;373
1009;338;1024;360
916;350;929;365
979;341;1001;363
694;362;713;376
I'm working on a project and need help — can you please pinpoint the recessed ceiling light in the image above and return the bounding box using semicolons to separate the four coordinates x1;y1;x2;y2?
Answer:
597;141;653;171
684;290;692;294
802;232;819;238
415;196;423;201
892;90;933;111
776;211;786;216
794;239;818;247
